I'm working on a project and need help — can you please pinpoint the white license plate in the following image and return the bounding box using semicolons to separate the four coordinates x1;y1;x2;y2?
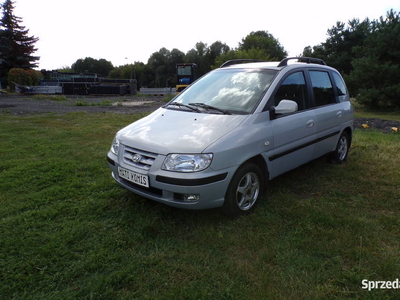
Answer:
118;167;149;188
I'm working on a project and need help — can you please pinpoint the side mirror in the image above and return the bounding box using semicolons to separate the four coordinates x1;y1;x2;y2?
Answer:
274;100;298;114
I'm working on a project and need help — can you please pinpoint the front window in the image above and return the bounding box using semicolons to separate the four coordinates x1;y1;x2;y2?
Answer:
274;71;308;111
172;69;277;114
177;65;193;76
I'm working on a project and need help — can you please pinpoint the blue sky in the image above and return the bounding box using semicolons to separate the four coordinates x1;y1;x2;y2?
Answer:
13;0;400;70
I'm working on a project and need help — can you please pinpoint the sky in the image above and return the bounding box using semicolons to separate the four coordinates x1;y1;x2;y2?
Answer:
12;0;400;70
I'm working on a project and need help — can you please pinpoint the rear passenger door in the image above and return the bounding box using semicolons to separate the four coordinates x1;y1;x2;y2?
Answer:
308;69;344;157
269;71;316;178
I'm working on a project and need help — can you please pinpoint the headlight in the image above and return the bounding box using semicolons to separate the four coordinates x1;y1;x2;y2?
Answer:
111;137;120;155
162;154;213;172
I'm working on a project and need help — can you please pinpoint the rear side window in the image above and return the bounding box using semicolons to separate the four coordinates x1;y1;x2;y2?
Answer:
310;71;336;106
332;72;347;96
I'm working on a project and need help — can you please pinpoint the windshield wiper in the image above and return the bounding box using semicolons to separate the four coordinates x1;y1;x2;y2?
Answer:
163;102;201;113
188;103;232;115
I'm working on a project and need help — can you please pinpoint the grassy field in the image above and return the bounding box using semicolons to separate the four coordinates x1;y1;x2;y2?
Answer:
1;110;399;299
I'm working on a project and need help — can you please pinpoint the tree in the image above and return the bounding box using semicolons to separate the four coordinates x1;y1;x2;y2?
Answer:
213;48;273;69
146;47;185;87
303;19;372;75
146;47;172;87
302;10;400;108
0;0;39;83
71;57;114;77
56;66;73;73
108;61;146;88
185;41;231;75
238;31;287;60
350;10;400;108
185;42;211;76
208;41;230;65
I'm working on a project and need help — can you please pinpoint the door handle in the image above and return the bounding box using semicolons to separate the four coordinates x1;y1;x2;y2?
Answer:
306;120;314;128
336;111;343;118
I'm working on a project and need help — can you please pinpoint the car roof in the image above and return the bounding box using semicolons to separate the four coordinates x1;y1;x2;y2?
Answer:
219;57;330;71
221;62;281;70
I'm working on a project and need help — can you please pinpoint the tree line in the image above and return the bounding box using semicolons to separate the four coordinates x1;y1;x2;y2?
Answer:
1;0;399;109
61;30;287;90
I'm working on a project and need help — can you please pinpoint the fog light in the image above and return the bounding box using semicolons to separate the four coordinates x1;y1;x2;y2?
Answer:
183;194;200;202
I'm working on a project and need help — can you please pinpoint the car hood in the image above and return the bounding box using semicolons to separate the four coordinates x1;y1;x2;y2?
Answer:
118;108;247;155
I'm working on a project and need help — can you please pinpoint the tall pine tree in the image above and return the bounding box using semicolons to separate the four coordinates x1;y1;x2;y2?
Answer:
0;0;39;81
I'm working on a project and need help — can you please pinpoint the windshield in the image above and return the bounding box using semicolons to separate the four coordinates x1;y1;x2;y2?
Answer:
172;69;277;114
177;65;193;76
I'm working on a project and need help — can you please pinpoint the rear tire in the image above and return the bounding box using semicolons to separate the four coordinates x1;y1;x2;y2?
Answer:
329;131;350;163
222;162;264;218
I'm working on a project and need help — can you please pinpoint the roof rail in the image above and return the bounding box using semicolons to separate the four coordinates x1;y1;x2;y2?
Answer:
220;59;268;68
278;57;327;67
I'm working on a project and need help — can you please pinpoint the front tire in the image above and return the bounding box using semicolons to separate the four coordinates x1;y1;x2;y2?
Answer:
222;163;264;218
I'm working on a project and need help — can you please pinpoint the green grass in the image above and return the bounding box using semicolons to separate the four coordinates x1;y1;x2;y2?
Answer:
163;94;175;102
74;99;113;106
30;94;68;101
1;111;400;299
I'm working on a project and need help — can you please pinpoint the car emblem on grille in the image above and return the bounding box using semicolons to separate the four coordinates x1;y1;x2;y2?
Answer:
132;154;142;163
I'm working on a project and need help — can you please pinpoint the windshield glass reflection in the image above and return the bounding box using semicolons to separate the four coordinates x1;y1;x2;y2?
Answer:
173;69;277;114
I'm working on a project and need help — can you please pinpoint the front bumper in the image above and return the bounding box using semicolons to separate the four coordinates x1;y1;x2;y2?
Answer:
107;152;234;210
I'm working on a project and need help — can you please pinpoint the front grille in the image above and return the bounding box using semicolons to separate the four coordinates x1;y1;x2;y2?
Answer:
123;145;158;171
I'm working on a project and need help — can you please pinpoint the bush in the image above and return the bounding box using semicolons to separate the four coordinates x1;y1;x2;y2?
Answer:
356;85;400;109
7;68;43;91
350;56;400;109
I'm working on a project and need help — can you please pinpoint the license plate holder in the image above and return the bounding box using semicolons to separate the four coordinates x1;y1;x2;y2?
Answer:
118;167;149;188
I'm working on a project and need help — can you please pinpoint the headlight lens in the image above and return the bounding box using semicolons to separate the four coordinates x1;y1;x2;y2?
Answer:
111;137;120;155
162;154;213;172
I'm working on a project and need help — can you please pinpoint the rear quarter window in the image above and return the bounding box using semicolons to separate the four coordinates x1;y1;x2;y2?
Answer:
332;72;348;96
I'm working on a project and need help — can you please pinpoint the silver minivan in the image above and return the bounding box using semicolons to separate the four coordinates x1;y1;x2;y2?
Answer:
107;57;354;217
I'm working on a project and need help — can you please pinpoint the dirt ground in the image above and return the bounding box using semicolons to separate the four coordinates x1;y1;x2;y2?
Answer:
354;117;400;133
1;94;400;133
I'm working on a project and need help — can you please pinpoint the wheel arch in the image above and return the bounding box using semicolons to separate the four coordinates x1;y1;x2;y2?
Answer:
242;154;269;185
222;154;268;217
342;126;353;147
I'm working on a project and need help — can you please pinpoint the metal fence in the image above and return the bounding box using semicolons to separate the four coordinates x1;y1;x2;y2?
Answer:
139;88;176;95
15;85;63;94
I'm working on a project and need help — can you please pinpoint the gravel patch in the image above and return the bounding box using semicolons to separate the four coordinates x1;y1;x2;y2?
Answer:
1;94;400;133
0;94;165;115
